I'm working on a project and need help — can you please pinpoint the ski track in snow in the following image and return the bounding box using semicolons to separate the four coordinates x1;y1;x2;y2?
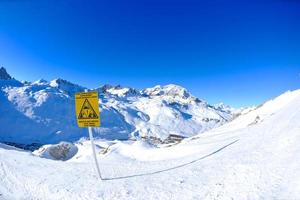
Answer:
0;139;240;200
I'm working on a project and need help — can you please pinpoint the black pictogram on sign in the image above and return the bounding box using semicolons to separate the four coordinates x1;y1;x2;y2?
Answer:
78;98;99;119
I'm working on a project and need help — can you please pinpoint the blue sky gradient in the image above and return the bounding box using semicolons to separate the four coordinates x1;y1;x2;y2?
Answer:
0;0;299;107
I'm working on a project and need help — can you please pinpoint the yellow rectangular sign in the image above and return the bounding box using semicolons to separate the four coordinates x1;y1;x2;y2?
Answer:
75;91;100;127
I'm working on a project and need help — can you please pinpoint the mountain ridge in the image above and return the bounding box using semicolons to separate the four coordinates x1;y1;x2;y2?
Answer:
0;68;239;144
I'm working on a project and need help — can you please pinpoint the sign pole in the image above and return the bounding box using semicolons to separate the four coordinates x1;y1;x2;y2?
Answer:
88;126;103;180
75;89;103;180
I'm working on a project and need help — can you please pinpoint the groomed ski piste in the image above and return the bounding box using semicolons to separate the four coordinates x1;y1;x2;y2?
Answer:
1;89;300;200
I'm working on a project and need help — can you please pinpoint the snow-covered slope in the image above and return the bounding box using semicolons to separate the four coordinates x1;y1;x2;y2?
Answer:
0;68;236;144
0;88;300;199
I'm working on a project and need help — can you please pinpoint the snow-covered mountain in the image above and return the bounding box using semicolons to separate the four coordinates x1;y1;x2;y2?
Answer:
0;68;237;144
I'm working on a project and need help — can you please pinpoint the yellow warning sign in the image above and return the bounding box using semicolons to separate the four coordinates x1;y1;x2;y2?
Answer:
75;91;100;127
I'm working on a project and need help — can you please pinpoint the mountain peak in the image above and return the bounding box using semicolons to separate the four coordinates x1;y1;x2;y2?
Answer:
32;79;48;85
0;67;12;80
214;102;235;113
49;78;86;95
162;84;191;98
99;84;139;97
142;84;192;99
50;78;81;88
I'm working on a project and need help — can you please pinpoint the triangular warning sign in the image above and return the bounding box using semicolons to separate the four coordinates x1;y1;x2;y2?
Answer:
78;98;99;119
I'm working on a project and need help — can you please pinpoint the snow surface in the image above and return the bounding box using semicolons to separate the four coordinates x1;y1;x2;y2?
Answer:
1;89;300;199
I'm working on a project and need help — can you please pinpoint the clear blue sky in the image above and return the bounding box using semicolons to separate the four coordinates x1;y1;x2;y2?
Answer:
0;0;299;107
